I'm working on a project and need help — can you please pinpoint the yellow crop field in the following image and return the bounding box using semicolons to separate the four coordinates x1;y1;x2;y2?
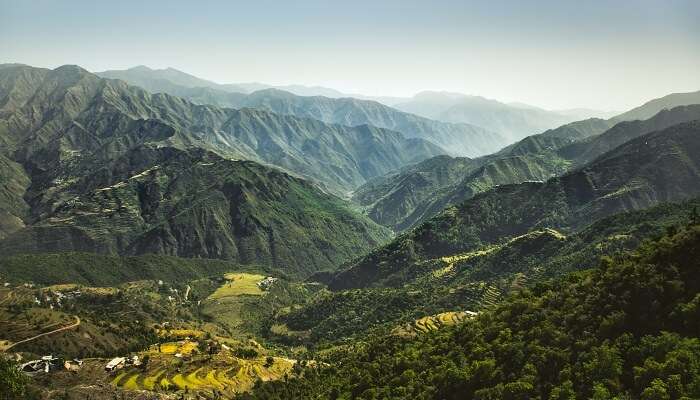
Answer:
142;369;165;390
43;283;79;292
208;273;266;300
156;340;199;355
111;371;128;386
123;373;141;390
112;356;295;395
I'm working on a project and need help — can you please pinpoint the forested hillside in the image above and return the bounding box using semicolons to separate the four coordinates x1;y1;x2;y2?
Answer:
244;223;700;399
265;199;700;345
0;146;390;276
354;105;700;231
333;120;700;289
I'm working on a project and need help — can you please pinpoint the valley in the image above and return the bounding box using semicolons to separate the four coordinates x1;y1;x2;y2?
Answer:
1;5;700;397
2;63;700;398
0;263;319;398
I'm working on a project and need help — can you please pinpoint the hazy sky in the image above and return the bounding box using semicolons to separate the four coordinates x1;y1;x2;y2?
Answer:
2;0;699;110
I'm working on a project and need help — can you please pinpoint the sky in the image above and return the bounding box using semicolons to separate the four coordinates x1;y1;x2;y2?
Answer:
1;0;699;111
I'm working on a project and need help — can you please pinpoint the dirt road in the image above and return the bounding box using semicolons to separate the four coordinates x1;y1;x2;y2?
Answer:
1;315;81;352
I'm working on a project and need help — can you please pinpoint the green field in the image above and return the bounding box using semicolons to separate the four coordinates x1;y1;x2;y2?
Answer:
208;273;266;299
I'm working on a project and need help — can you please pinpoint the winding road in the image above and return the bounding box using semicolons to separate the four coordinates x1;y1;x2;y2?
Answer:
1;316;81;352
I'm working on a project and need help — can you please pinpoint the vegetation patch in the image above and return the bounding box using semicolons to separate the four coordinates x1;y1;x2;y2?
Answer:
111;353;295;395
393;311;474;337
208;273;266;299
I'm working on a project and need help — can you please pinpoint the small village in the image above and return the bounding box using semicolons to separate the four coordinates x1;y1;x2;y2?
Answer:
0;273;292;398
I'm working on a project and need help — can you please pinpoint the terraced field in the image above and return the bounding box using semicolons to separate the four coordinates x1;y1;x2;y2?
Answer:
200;273;271;336
157;328;205;340
0;286;36;306
0;305;76;348
439;247;498;267
111;353;294;395
394;311;477;337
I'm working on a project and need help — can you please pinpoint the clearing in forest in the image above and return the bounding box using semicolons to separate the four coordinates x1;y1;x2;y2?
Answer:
207;273;266;300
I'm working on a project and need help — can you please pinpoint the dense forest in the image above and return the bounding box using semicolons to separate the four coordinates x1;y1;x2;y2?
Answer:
243;222;700;399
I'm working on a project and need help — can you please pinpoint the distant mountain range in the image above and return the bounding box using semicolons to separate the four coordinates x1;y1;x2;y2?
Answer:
96;66;506;157
1;64;447;194
354;102;700;231
612;89;700;122
98;65;407;104
393;91;617;142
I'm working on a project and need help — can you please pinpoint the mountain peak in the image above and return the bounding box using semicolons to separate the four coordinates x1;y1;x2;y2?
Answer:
248;87;297;98
413;90;469;100
54;64;89;74
128;65;153;72
163;66;186;73
51;65;93;82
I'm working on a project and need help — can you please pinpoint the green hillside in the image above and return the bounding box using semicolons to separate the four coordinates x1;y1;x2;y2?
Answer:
331;120;700;289
497;117;614;156
0;155;29;239
351;156;481;230
612;89;700;122
562;104;700;166
0;146;390;277
355;105;700;231
0;64;443;195
244;223;700;400
269;199;700;345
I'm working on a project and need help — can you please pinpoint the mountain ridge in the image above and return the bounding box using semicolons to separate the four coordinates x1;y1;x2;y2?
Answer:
0;64;445;195
332;119;700;289
355;104;700;231
95;67;509;157
0;64;409;276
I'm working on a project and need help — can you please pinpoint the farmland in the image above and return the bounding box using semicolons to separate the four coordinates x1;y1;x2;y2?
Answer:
111;352;295;395
208;273;266;299
393;311;476;337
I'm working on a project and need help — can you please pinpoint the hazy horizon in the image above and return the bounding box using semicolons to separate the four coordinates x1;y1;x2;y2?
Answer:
2;0;699;111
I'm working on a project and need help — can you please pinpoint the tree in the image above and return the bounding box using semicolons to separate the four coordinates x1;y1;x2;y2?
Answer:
548;380;575;400
0;357;28;400
590;383;611;400
641;378;670;400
